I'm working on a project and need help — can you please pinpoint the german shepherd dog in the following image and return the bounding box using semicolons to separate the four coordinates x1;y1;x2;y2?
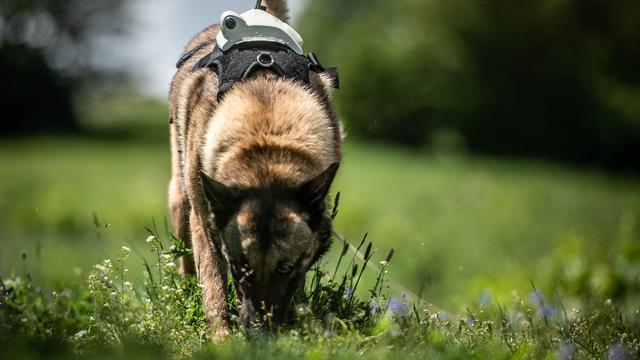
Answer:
168;0;344;338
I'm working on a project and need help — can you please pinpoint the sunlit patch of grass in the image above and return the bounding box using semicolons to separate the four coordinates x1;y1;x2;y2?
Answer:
1;98;639;357
1;130;639;311
1;226;639;359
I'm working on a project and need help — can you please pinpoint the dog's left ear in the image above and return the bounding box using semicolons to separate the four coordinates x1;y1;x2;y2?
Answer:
325;68;339;89
298;162;340;212
308;52;339;92
318;71;339;96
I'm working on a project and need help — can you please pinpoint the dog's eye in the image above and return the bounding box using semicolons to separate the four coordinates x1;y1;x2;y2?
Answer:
277;263;293;276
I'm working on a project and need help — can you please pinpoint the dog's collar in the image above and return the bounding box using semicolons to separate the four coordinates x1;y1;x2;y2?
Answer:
176;6;339;100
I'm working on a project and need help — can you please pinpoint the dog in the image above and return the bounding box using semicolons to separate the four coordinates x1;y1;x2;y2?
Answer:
168;0;344;339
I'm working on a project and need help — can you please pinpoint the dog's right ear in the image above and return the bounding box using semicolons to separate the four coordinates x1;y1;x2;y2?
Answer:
298;162;340;213
200;171;240;214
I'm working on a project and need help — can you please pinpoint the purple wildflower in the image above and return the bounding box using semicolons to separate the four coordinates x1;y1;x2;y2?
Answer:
369;299;378;315
388;298;409;316
527;290;545;308
344;287;354;297
466;317;476;328
558;342;574;360
477;291;492;307
537;304;556;318
607;344;630;360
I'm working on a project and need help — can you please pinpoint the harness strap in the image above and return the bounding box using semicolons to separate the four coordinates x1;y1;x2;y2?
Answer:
177;43;339;100
175;42;209;68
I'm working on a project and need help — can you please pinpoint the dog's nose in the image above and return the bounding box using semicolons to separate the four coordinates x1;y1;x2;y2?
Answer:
240;295;285;330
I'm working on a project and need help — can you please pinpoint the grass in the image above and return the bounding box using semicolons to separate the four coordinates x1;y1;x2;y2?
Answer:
1;97;639;358
2;135;638;309
0;136;169;283
2;228;638;359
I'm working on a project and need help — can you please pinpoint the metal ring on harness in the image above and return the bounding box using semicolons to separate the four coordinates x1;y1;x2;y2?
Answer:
257;52;274;67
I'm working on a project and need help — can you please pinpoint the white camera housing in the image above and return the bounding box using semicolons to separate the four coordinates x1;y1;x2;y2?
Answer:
216;9;304;55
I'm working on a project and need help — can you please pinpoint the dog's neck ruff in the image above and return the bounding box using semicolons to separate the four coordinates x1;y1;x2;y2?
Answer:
176;7;338;100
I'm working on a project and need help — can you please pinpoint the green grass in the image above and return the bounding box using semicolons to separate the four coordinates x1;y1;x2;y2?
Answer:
2;229;639;359
333;144;640;310
0;136;169;283
1;98;639;358
1;135;638;310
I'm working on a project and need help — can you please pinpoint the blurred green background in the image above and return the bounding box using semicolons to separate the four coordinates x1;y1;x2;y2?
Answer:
1;0;638;313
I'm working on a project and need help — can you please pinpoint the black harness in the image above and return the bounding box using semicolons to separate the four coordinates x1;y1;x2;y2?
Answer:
177;41;338;100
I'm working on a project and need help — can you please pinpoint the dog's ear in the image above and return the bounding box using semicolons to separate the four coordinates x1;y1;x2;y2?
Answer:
318;71;339;96
200;171;240;214
298;162;339;213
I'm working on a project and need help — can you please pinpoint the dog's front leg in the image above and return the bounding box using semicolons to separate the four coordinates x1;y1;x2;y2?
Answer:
189;211;230;341
169;177;195;275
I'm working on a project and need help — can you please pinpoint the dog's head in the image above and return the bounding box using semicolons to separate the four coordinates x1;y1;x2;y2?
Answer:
200;163;338;329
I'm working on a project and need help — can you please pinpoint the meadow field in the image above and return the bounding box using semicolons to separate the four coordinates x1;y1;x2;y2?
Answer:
1;99;639;358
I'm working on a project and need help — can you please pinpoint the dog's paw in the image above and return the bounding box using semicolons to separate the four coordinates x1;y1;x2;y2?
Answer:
210;324;231;342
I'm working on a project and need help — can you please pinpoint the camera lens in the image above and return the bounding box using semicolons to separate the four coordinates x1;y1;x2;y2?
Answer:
224;17;236;29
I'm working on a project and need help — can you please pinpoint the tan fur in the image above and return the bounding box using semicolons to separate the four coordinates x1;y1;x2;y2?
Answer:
168;2;343;339
261;0;289;22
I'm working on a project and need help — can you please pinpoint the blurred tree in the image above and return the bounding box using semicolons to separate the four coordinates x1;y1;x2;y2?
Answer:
0;44;74;134
0;0;128;135
459;0;640;169
299;0;640;170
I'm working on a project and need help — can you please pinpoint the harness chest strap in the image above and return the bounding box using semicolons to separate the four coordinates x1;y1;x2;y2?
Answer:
176;43;339;100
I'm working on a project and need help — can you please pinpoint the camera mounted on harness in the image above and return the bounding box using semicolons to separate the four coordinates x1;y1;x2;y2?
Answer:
176;2;339;100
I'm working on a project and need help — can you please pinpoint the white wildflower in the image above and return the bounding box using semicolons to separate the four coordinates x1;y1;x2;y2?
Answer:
121;246;132;253
73;330;88;339
146;235;156;243
295;303;311;316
